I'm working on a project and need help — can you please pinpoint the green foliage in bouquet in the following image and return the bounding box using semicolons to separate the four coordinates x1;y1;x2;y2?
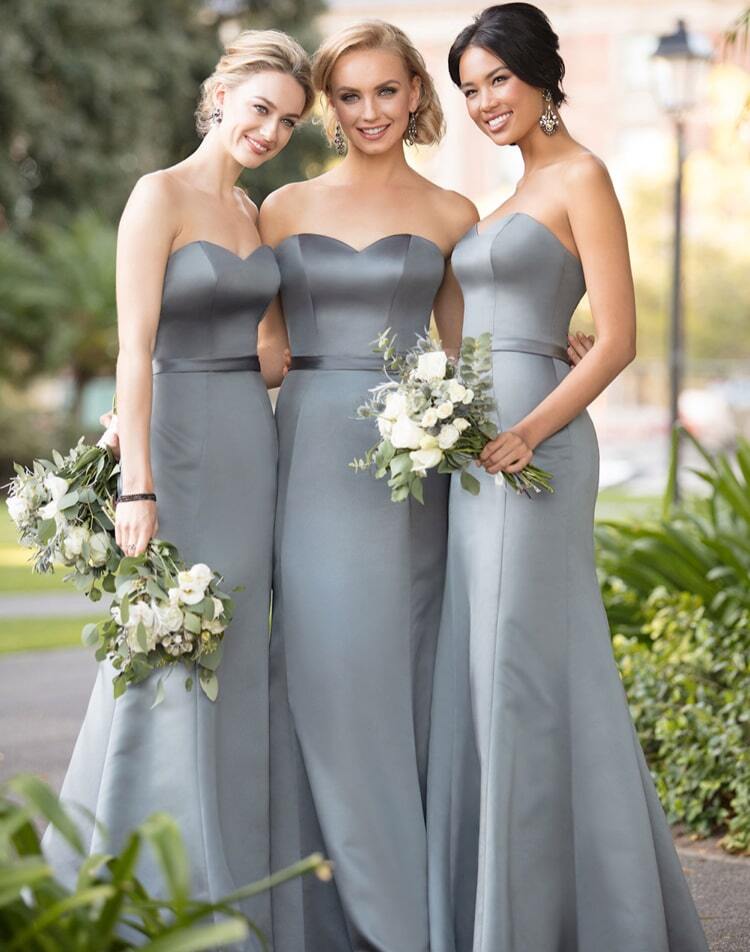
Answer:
613;589;750;854
352;331;553;502
0;773;328;951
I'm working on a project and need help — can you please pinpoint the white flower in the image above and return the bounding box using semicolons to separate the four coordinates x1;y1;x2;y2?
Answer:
419;433;439;450
125;601;157;653
462;389;475;404
446;379;467;403
6;496;30;526
20;479;44;507
410;447;443;473
154;602;183;634
88;531;110;567
421;408;439;428
188;563;213;589
39;474;69;519
377;416;393;438
61;525;90;562
390;415;424;450
211;596;224;620
438;424;460;450
436;401;454;420
168;587;182;607
454;417;471;433
383;390;408;420
415;350;448;382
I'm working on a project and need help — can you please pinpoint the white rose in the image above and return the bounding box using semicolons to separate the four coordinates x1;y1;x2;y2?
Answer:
88;531;110;567
415;350;448;382
446;379;467;403
6;496;30;526
154;602;183;633
188;563;213;589
61;525;90;562
390;415;424;450
462;389;475;404
383;390;408;420
39;474;69;519
125;601;157;652
438;424;460;450
436;401;454;420
410;447;443;472
421;408;439;428
454;417;471;433
419;433;439;450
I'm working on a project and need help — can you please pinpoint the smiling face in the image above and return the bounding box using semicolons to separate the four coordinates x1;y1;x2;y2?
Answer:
216;70;307;168
329;47;421;154
458;45;545;147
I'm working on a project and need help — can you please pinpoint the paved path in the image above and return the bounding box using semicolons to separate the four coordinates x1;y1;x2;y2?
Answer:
1;647;747;950
0;591;98;618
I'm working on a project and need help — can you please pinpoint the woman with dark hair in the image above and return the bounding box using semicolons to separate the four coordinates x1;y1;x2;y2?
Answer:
427;5;709;951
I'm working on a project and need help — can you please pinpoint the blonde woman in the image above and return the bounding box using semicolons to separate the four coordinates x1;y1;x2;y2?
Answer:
257;19;477;952
43;31;314;944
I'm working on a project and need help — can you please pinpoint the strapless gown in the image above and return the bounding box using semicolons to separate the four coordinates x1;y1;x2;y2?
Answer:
43;241;280;949
269;234;449;952
427;214;709;952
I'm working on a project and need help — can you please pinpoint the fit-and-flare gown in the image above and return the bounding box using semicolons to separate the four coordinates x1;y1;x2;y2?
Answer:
269;233;449;952
427;213;709;952
43;241;280;948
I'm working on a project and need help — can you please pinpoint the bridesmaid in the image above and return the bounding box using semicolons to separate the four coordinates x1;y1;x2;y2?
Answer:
427;5;709;952
43;31;314;945
257;20;477;952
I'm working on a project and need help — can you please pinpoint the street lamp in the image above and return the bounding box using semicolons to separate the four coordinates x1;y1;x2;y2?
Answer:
651;20;711;503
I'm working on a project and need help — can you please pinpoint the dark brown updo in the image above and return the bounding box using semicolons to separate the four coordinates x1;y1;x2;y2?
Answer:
448;3;566;106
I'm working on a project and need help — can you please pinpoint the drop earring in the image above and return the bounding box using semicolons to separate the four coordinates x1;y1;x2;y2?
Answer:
333;122;347;156
539;90;559;136
404;111;418;146
211;107;223;127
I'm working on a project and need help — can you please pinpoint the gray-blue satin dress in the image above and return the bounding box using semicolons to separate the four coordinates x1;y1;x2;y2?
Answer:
43;241;279;947
427;213;708;952
269;234;449;952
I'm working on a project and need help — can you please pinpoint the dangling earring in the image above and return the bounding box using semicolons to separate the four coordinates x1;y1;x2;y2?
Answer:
404;111;418;146
538;90;559;136
211;107;223;127
333;122;347;156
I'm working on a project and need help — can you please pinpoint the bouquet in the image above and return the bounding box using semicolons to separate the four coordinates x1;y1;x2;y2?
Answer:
351;331;554;502
6;440;233;702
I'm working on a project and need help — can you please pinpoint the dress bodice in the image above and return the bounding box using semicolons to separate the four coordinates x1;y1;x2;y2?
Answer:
451;213;585;350
275;234;445;356
154;241;280;360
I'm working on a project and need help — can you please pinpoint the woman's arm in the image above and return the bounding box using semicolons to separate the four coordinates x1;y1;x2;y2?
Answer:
433;190;479;356
481;156;636;475
115;173;180;553
257;297;290;388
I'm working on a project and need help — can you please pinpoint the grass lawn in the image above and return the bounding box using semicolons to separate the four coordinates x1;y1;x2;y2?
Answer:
595;488;661;523
0;507;68;594
0;616;99;654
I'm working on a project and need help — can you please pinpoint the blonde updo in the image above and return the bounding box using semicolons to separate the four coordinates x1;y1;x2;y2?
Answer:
196;29;315;136
312;19;445;147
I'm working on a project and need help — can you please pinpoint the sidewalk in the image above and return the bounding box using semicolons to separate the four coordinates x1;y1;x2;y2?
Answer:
0;646;747;950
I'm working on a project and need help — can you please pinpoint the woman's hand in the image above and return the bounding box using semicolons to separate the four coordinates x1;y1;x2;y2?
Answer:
567;332;594;366
115;499;158;557
97;411;120;456
479;430;534;475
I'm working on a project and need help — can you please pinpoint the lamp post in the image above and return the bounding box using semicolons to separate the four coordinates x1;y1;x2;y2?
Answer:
651;20;711;503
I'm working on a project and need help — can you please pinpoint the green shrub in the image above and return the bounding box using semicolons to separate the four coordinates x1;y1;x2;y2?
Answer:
613;588;750;853
0;774;327;950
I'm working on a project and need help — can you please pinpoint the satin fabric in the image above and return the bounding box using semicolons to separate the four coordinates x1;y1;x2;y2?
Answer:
43;241;280;950
427;213;709;952
270;233;449;952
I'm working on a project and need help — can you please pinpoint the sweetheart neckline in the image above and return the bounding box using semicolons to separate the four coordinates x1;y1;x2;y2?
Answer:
168;240;273;263
462;212;582;265
274;232;446;258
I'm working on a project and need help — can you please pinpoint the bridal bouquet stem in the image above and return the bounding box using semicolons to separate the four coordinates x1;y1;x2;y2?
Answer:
351;331;554;502
6;440;233;701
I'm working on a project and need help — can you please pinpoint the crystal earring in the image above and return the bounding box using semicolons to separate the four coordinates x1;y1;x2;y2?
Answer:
539;90;559;136
333;122;347;155
211;107;223;127
404;111;418;146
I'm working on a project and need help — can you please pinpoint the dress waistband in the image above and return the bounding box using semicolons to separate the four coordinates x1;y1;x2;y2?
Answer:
289;356;385;372
152;356;261;374
491;337;568;362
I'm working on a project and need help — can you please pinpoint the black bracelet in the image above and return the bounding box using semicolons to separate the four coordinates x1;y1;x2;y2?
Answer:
117;493;157;503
